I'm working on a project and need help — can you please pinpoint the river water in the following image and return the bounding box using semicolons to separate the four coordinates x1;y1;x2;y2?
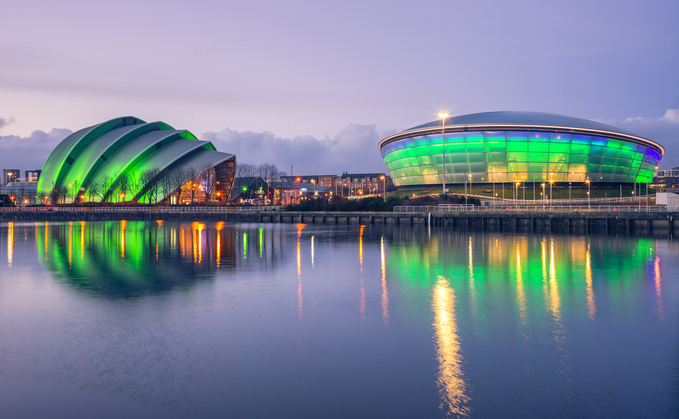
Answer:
0;221;677;418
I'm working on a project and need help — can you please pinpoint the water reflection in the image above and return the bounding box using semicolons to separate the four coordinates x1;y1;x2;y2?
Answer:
7;221;13;267
25;221;294;297
432;275;471;416
0;222;676;417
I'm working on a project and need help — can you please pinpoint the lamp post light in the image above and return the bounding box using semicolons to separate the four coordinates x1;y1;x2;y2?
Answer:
549;180;554;211
468;173;472;203
586;178;591;209
515;182;520;209
380;175;386;202
438;112;448;195
646;177;649;212
569;182;572;209
541;183;546;209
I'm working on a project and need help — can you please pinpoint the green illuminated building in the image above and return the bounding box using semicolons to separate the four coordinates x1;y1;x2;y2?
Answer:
378;111;664;188
37;117;236;204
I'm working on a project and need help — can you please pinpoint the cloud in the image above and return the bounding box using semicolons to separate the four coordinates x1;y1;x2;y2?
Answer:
201;123;391;175
0;128;72;175
599;109;679;169
0;115;15;130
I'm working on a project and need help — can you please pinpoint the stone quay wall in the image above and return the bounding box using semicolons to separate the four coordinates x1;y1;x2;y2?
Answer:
1;209;677;235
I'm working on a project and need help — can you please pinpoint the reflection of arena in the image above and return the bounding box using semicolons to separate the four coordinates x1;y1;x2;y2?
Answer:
378;111;664;187
33;221;293;297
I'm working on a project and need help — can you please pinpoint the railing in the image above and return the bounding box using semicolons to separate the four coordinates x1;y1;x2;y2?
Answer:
234;206;284;212
393;206;435;213
0;205;285;213
394;205;668;214
488;196;655;205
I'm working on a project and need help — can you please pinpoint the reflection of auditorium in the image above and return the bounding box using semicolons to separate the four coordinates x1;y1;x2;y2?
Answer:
35;221;245;296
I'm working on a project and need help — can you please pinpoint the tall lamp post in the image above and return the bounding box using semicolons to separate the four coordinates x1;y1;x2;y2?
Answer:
586;178;591;209
549;179;554;211
438;112;448;195
541;183;546;209
380;175;386;202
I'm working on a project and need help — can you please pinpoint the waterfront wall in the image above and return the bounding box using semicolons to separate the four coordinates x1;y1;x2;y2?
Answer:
1;210;677;235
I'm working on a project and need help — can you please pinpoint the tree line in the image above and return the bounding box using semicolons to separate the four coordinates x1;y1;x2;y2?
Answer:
43;162;221;205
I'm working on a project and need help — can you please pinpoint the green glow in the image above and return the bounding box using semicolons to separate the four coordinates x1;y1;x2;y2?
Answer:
381;130;662;186
38;117;235;204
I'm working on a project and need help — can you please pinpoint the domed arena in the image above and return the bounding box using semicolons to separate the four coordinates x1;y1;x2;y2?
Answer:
37;117;236;204
378;111;664;188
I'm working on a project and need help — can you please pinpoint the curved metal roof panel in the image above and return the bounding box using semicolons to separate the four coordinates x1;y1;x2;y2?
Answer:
37;116;145;195
60;123;172;192
379;111;664;155
89;129;190;187
407;111;637;135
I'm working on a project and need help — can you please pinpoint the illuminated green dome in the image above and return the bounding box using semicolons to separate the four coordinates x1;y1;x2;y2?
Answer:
378;111;664;187
37;117;236;204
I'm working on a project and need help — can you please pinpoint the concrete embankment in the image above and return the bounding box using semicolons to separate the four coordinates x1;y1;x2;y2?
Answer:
1;210;677;235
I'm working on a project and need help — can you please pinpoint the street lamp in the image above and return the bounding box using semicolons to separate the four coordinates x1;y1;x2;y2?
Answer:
380;175;386;202
515;182;520;209
549;179;554;211
541;183;546;209
438;112;448;195
585;178;590;209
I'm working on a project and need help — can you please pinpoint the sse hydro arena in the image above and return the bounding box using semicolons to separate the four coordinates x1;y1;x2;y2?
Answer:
378;111;664;189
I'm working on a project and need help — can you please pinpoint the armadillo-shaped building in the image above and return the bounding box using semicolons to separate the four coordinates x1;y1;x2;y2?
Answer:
37;116;236;204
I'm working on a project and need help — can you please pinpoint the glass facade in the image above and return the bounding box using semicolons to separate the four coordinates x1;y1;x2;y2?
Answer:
380;130;661;187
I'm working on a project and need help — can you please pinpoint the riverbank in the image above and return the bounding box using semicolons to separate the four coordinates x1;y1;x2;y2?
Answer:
1;209;676;235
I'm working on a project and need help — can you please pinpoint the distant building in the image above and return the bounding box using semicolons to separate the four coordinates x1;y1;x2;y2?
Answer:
657;167;679;178
2;169;20;186
282;173;392;197
0;181;38;206
25;170;41;183
282;175;340;189
340;172;392;197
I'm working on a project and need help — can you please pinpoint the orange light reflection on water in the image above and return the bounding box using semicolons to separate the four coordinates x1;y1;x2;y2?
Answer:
359;225;365;319
585;244;596;320
432;276;471;417
7;221;14;266
296;224;305;320
120;220;127;259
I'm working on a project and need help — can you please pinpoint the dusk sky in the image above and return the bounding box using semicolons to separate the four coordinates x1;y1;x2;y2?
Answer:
1;0;678;175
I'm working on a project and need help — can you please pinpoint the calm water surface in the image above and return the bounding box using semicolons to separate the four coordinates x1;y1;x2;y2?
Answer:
0;221;677;418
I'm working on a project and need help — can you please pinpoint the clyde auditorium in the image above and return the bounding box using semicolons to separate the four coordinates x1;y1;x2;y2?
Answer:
378;111;664;188
37;116;236;204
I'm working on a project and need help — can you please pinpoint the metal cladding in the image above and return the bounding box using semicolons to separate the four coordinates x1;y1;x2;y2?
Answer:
378;111;664;187
37;116;236;203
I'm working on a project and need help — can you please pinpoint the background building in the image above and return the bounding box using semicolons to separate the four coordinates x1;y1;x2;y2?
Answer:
2;169;20;186
25;170;41;182
657;167;679;178
37;116;236;204
378;111;664;189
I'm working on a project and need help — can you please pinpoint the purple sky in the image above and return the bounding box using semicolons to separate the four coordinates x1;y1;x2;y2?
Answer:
1;0;678;175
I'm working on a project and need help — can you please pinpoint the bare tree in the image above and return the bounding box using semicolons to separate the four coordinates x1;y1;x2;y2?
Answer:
236;163;258;178
182;167;198;204
36;191;47;205
139;168;160;204
114;174;130;202
87;176;110;203
163;168;191;204
257;163;283;202
198;163;217;204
